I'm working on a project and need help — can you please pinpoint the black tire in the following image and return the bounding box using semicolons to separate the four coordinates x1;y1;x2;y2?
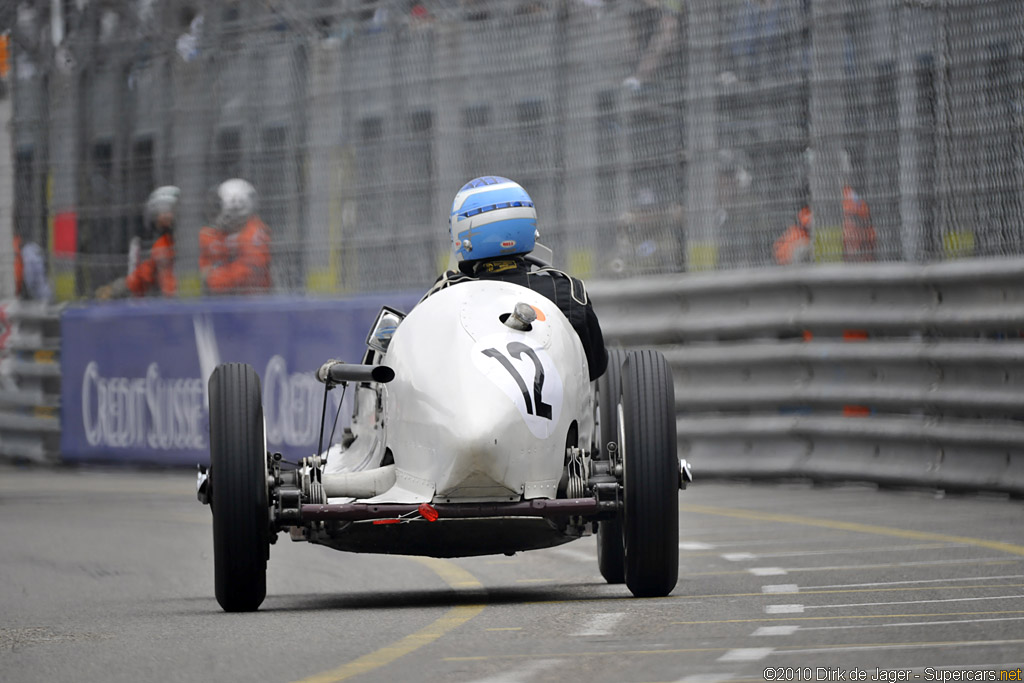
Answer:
595;348;628;584
619;350;679;598
209;363;270;612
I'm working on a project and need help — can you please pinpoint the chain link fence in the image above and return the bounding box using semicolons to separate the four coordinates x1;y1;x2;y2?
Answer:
3;0;1023;299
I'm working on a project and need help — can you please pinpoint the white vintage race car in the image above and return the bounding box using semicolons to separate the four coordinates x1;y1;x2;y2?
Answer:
198;265;691;612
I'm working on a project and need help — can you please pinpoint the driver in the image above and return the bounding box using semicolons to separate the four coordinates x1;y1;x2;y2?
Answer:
96;185;180;299
423;176;608;381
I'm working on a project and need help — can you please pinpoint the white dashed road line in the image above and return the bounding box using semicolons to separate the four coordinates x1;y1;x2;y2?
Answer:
749;567;788;576
679;542;714;550
547;546;597;563
803;594;1024;610
722;542;966;560
753;625;800;636
464;659;563;683
570;612;627;637
803;574;1024;590
766;604;805;614
777;638;1024;656
762;584;800;593
721;552;757;561
718;647;774;662
783;557;1017;573
802;616;1024;632
675;674;738;683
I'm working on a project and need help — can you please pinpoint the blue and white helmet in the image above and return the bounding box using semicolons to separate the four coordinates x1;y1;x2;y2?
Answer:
449;176;537;263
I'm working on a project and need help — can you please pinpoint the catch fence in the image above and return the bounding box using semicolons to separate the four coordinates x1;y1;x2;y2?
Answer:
3;0;1022;298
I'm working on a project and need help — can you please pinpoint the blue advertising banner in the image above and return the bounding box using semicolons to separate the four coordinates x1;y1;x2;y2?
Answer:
60;293;421;465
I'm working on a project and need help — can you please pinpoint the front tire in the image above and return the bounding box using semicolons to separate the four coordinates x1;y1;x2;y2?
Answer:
619;350;678;598
209;363;270;612
595;348;628;584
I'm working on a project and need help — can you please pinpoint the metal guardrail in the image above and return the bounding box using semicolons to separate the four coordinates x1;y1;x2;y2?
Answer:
7;256;1024;497
0;300;62;463
589;257;1024;496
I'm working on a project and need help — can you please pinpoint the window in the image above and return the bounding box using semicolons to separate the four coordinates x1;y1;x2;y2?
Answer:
215;128;243;182
128;137;155;241
399;110;434;231
461;105;491;180
357;116;386;232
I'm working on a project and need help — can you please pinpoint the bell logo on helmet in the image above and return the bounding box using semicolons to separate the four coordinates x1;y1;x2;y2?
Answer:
501;240;516;249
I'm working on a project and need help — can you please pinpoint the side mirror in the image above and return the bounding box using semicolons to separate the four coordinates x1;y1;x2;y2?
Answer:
366;306;406;354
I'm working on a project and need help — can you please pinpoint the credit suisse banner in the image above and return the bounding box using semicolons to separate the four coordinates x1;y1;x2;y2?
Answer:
61;293;420;465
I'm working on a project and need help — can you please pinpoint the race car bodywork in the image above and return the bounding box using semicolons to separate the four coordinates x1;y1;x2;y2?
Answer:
199;276;690;612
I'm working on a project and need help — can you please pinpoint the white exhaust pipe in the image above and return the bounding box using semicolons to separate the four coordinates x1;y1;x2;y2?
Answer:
322;465;397;498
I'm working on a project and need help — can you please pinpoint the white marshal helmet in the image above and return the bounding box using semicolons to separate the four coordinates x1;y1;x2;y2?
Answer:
216;178;258;230
449;176;537;263
144;185;181;225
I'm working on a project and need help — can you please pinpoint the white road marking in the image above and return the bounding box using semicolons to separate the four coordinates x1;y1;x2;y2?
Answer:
548;546;596;563
753;625;800;636
766;604;805;614
776;638;1024;656
726;542;965;560
749;567;788;576
675;675;737;683
718;647;774;662
570;612;627;637
464;659;562;683
804;594;1024;610
722;552;757;561
802;616;1024;632
783;557;1017;573
679;542;714;550
762;584;800;593
693;538;801;549
804;574;1024;590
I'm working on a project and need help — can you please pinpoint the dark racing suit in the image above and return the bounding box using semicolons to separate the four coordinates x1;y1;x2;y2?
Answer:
423;256;609;381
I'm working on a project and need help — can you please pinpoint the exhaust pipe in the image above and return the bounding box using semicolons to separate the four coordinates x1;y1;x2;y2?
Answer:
321;464;397;499
317;360;395;386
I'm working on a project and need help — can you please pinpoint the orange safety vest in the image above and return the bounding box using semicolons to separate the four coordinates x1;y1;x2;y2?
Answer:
774;207;813;265
13;235;24;297
842;186;876;262
199;217;272;294
126;233;176;297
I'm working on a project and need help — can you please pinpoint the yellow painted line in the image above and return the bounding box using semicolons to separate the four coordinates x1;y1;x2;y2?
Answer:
672;610;1024;625
679;503;1024;558
291;557;485;683
406;556;486;590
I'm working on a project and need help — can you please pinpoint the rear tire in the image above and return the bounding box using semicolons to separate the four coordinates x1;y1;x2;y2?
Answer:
595;348;628;584
619;350;678;598
209;363;270;612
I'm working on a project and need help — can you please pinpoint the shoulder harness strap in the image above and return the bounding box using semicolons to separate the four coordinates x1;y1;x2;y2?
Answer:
534;266;589;306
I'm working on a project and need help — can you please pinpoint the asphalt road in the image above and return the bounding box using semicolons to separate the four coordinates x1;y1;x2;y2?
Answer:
1;467;1023;683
